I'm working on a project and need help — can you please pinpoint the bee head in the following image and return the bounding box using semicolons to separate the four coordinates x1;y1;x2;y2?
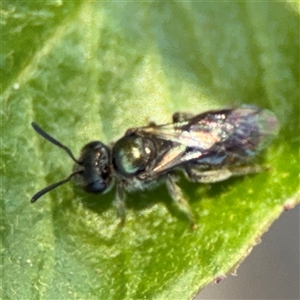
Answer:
30;122;112;203
74;141;113;194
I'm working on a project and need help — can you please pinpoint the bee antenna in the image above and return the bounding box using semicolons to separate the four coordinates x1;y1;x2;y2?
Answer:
31;122;81;164
31;171;81;203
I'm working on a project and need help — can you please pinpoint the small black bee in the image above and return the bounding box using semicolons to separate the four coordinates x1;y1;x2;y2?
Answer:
31;106;279;225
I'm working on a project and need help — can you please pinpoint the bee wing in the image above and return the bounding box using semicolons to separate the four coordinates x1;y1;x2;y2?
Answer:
133;110;226;152
135;107;279;152
135;122;216;174
132;107;279;175
130;122;218;175
140;122;221;149
130;113;226;175
151;143;203;174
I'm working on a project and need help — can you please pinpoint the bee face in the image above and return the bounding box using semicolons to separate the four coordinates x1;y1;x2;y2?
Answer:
74;141;113;194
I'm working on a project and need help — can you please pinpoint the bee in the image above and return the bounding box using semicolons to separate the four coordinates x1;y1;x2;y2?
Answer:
31;106;279;226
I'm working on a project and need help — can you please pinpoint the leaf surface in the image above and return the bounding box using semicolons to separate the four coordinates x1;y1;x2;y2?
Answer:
1;2;299;299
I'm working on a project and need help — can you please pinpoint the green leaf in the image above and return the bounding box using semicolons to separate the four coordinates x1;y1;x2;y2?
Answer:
2;2;299;299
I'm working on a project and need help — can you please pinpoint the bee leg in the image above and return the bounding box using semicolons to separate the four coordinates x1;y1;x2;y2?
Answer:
165;174;196;228
185;165;264;183
172;112;194;123
115;183;126;226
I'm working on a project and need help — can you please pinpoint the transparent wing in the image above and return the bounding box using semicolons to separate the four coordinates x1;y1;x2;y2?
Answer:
133;107;279;175
150;144;203;174
133;107;279;152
